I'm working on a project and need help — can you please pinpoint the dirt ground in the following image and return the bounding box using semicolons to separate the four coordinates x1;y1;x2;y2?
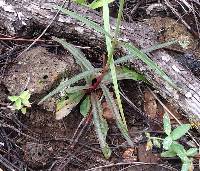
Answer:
1;0;200;171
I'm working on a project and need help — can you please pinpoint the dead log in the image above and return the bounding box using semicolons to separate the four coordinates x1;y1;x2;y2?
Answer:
1;0;200;124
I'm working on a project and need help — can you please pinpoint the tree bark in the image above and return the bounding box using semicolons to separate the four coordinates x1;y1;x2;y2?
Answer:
1;0;200;124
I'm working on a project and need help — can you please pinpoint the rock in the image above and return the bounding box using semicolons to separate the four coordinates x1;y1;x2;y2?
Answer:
147;17;200;57
3;46;77;111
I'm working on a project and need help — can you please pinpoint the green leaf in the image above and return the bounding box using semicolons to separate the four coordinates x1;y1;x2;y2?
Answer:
152;138;161;148
56;98;67;112
163;136;172;150
102;0;127;134
19;90;31;100
21;107;27;114
171;143;189;162
73;0;87;5
67;92;85;103
109;61;127;125
178;39;190;49
89;0;114;9
15;98;22;110
161;150;177;158
171;124;191;140
186;148;198;157
181;162;191;171
8;96;19;102
52;37;95;83
102;0;113;59
146;140;153;151
101;84;133;146
123;43;178;89
163;112;171;136
56;102;79;120
115;35;174;65
38;70;94;104
114;55;133;65
56;92;85;120
103;66;147;82
96;97;109;139
80;96;91;117
65;85;90;94
21;99;31;107
145;132;151;139
52;37;94;71
91;93;111;159
55;6;112;39
143;39;177;53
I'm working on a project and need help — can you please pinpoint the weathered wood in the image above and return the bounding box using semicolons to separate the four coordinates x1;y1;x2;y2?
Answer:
1;0;200;123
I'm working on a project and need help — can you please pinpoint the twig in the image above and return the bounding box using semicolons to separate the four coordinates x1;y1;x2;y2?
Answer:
0;37;53;42
0;123;39;142
17;0;69;57
85;161;178;171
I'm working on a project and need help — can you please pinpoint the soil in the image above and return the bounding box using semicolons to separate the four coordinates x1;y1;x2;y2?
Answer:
1;1;200;171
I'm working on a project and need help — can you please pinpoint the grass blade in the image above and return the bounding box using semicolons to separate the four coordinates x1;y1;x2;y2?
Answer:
91;93;111;158
55;6;112;39
38;70;94;104
52;36;94;71
103;66;147;82
143;39;177;53
64;85;90;94
114;55;133;65
89;0;114;9
101;83;133;146
115;39;178;65
102;0;127;128
113;0;125;42
123;43;177;89
80;95;91;117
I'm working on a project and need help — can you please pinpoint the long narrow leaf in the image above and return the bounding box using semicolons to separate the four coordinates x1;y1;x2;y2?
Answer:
55;6;112;39
103;66;147;83
123;43;177;89
38;70;94;104
52;37;94;71
101;83;133;146
113;0;125;41
102;0;127;128
114;55;133;65
102;0;113;58
91;93;111;158
56;91;85;120
80;95;91;117
96;96;109;139
65;85;90;94
115;40;178;65
143;39;177;53
89;0;114;9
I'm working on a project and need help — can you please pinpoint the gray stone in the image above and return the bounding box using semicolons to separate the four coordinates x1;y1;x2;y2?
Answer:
3;47;77;111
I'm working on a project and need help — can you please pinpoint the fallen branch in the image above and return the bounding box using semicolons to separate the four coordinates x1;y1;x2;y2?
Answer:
1;0;200;123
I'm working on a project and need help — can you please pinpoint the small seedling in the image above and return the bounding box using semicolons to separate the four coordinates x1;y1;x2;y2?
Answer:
146;112;198;171
8;90;31;114
178;36;190;49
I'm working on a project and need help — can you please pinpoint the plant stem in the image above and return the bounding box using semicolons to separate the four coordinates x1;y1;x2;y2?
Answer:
107;0;125;64
150;137;164;141
113;0;125;44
